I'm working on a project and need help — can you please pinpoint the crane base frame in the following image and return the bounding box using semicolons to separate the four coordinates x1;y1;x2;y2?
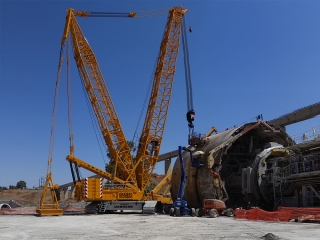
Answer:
36;208;63;216
90;200;158;214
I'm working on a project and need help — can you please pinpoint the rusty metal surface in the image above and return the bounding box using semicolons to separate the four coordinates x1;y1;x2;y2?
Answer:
171;122;292;208
171;127;240;207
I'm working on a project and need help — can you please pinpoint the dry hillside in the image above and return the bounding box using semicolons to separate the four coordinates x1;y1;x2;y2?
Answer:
0;190;43;207
0;175;169;208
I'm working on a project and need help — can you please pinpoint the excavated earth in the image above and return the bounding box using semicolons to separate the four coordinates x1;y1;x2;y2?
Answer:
0;190;43;207
0;190;85;215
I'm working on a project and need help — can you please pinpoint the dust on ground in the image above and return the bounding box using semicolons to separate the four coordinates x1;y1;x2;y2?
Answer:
1;190;319;240
0;174;166;208
1;213;319;240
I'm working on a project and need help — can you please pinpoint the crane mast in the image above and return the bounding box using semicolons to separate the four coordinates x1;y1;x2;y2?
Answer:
60;6;189;206
62;9;136;186
134;6;187;191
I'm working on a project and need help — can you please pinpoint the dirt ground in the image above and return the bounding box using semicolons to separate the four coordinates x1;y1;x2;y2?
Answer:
1;190;319;240
0;174;165;207
0;190;43;207
1;212;320;240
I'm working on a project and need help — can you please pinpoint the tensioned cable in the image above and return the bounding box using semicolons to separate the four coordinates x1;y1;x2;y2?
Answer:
77;9;169;18
66;37;79;182
66;37;74;155
182;16;193;111
67;31;108;166
131;58;156;148
47;44;65;176
78;73;108;166
131;19;168;149
136;8;169;13
181;17;190;111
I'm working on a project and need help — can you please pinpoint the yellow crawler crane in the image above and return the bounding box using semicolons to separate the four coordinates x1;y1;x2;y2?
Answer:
60;7;189;213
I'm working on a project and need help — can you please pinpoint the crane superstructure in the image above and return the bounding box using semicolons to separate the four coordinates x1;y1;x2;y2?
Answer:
60;7;189;212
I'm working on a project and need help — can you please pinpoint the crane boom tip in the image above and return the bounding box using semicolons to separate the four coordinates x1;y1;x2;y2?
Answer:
129;12;137;18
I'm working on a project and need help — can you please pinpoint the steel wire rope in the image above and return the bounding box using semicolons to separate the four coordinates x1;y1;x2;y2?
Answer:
131;19;168;153
80;9;168;18
38;42;65;213
76;7;172;155
77;70;108;167
87;14;134;18
291;126;320;139
137;8;169;13
68;34;107;170
131;59;156;152
47;44;65;176
66;37;74;155
89;12;133;14
187;8;192;31
182;25;190;111
239;117;257;125
132;8;168;18
133;13;167;18
182;16;193;111
76;10;135;18
226;116;258;130
65;37;82;181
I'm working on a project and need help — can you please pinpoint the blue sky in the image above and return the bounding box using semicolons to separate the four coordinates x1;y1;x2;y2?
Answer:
1;0;320;188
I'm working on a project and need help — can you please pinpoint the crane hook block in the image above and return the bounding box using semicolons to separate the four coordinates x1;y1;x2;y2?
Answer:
186;109;195;128
189;27;192;33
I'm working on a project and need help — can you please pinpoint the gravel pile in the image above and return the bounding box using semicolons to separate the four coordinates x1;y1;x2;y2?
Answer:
261;233;280;240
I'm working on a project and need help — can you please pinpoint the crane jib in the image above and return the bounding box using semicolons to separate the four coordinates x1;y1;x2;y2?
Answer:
58;7;189;202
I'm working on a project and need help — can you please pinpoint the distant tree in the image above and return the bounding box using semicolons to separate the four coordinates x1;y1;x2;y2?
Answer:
0;186;8;191
105;140;136;177
16;180;27;189
106;140;136;160
105;161;116;174
127;141;136;154
145;181;157;193
9;185;17;190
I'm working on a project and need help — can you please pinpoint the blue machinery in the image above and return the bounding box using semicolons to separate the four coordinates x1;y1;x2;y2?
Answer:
169;146;203;216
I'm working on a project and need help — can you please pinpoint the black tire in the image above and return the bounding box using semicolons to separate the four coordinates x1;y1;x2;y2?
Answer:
195;208;199;217
175;207;181;217
226;208;234;217
95;206;101;214
169;208;174;216
191;208;196;217
155;201;164;213
209;209;218;218
198;208;204;217
163;206;170;214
